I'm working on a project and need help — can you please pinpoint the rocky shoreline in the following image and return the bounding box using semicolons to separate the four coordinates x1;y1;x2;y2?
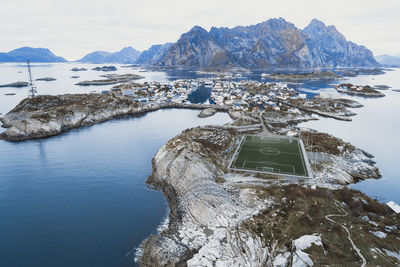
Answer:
1;93;398;266
261;71;339;81
276;97;362;121
0;81;29;88
138;116;398;266
0;94;229;141
75;74;144;86
335;83;385;97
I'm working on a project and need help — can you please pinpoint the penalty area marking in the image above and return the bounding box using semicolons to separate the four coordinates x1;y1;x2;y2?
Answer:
260;147;280;155
241;160;296;174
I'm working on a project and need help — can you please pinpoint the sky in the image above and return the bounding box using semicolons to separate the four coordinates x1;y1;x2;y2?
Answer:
0;0;399;60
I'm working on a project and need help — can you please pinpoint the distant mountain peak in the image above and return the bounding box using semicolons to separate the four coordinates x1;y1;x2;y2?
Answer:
190;25;207;32
152;18;379;70
376;54;400;67
0;47;67;63
77;47;141;63
120;46;139;52
308;18;326;27
182;25;209;39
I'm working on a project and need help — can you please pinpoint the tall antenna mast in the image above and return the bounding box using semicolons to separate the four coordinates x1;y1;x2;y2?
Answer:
27;60;37;97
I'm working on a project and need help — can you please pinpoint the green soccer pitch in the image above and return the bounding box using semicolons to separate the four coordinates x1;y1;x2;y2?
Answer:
229;135;311;177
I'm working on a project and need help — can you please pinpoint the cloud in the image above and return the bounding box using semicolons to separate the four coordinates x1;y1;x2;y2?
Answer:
0;0;399;59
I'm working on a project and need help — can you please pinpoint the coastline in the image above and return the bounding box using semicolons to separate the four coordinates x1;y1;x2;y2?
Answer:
0;94;229;141
1;69;399;265
137;115;398;266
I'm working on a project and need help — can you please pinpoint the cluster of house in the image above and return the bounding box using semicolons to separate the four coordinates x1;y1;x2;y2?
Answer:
101;80;200;104
99;77;307;110
209;80;306;111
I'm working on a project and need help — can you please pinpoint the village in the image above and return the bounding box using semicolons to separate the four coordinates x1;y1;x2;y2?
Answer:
100;77;308;112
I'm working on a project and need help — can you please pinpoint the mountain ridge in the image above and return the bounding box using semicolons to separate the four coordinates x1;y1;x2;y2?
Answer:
0;47;67;63
77;47;141;63
154;18;379;70
376;54;400;67
136;43;173;65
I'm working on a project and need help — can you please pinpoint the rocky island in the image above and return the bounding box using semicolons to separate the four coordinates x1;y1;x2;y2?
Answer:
71;67;88;72
335;83;385;97
0;81;29;88
91;65;118;71
36;77;57;81
0;94;228;141
277;96;362;121
75;74;144;86
261;71;339;81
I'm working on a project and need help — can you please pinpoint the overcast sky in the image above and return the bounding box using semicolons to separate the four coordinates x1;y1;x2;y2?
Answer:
0;0;399;60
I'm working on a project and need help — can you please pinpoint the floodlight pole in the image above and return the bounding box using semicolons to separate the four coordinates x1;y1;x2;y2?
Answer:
27;60;37;98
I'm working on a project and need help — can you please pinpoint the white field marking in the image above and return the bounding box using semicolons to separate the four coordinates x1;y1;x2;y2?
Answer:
297;139;307;176
240;147;300;156
259;147;280;155
242;139;300;151
262;167;275;172
229;136;245;169
325;200;367;267
243;160;295;174
244;139;285;145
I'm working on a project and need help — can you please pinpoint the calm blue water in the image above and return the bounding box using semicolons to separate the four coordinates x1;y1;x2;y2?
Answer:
0;109;232;266
300;68;400;204
0;63;399;265
0;63;214;115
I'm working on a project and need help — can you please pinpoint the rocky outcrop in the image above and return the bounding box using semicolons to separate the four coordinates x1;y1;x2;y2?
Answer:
91;65;118;71
262;70;339;81
298;130;381;187
35;77;56;81
140;126;273;266
197;108;217;118
138;124;384;265
0;94;142;141
0;95;230;141
0;81;29;88
335;84;385;97
277;97;362;121
71;67;87;72
154;18;379;70
75;74;144;86
262;110;316;129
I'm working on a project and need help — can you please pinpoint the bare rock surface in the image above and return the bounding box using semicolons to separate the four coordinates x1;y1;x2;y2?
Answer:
138;123;384;266
0;94;142;141
0;81;29;88
35;77;56;81
197;108;217;118
140;126;273;266
0;95;230;141
335;84;385;97
262;71;339;81
76;74;144;86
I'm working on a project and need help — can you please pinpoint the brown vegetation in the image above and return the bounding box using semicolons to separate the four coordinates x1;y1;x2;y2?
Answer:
299;131;355;156
241;184;400;266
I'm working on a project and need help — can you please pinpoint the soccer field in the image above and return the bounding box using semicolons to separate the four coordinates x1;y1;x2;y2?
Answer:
229;135;310;177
